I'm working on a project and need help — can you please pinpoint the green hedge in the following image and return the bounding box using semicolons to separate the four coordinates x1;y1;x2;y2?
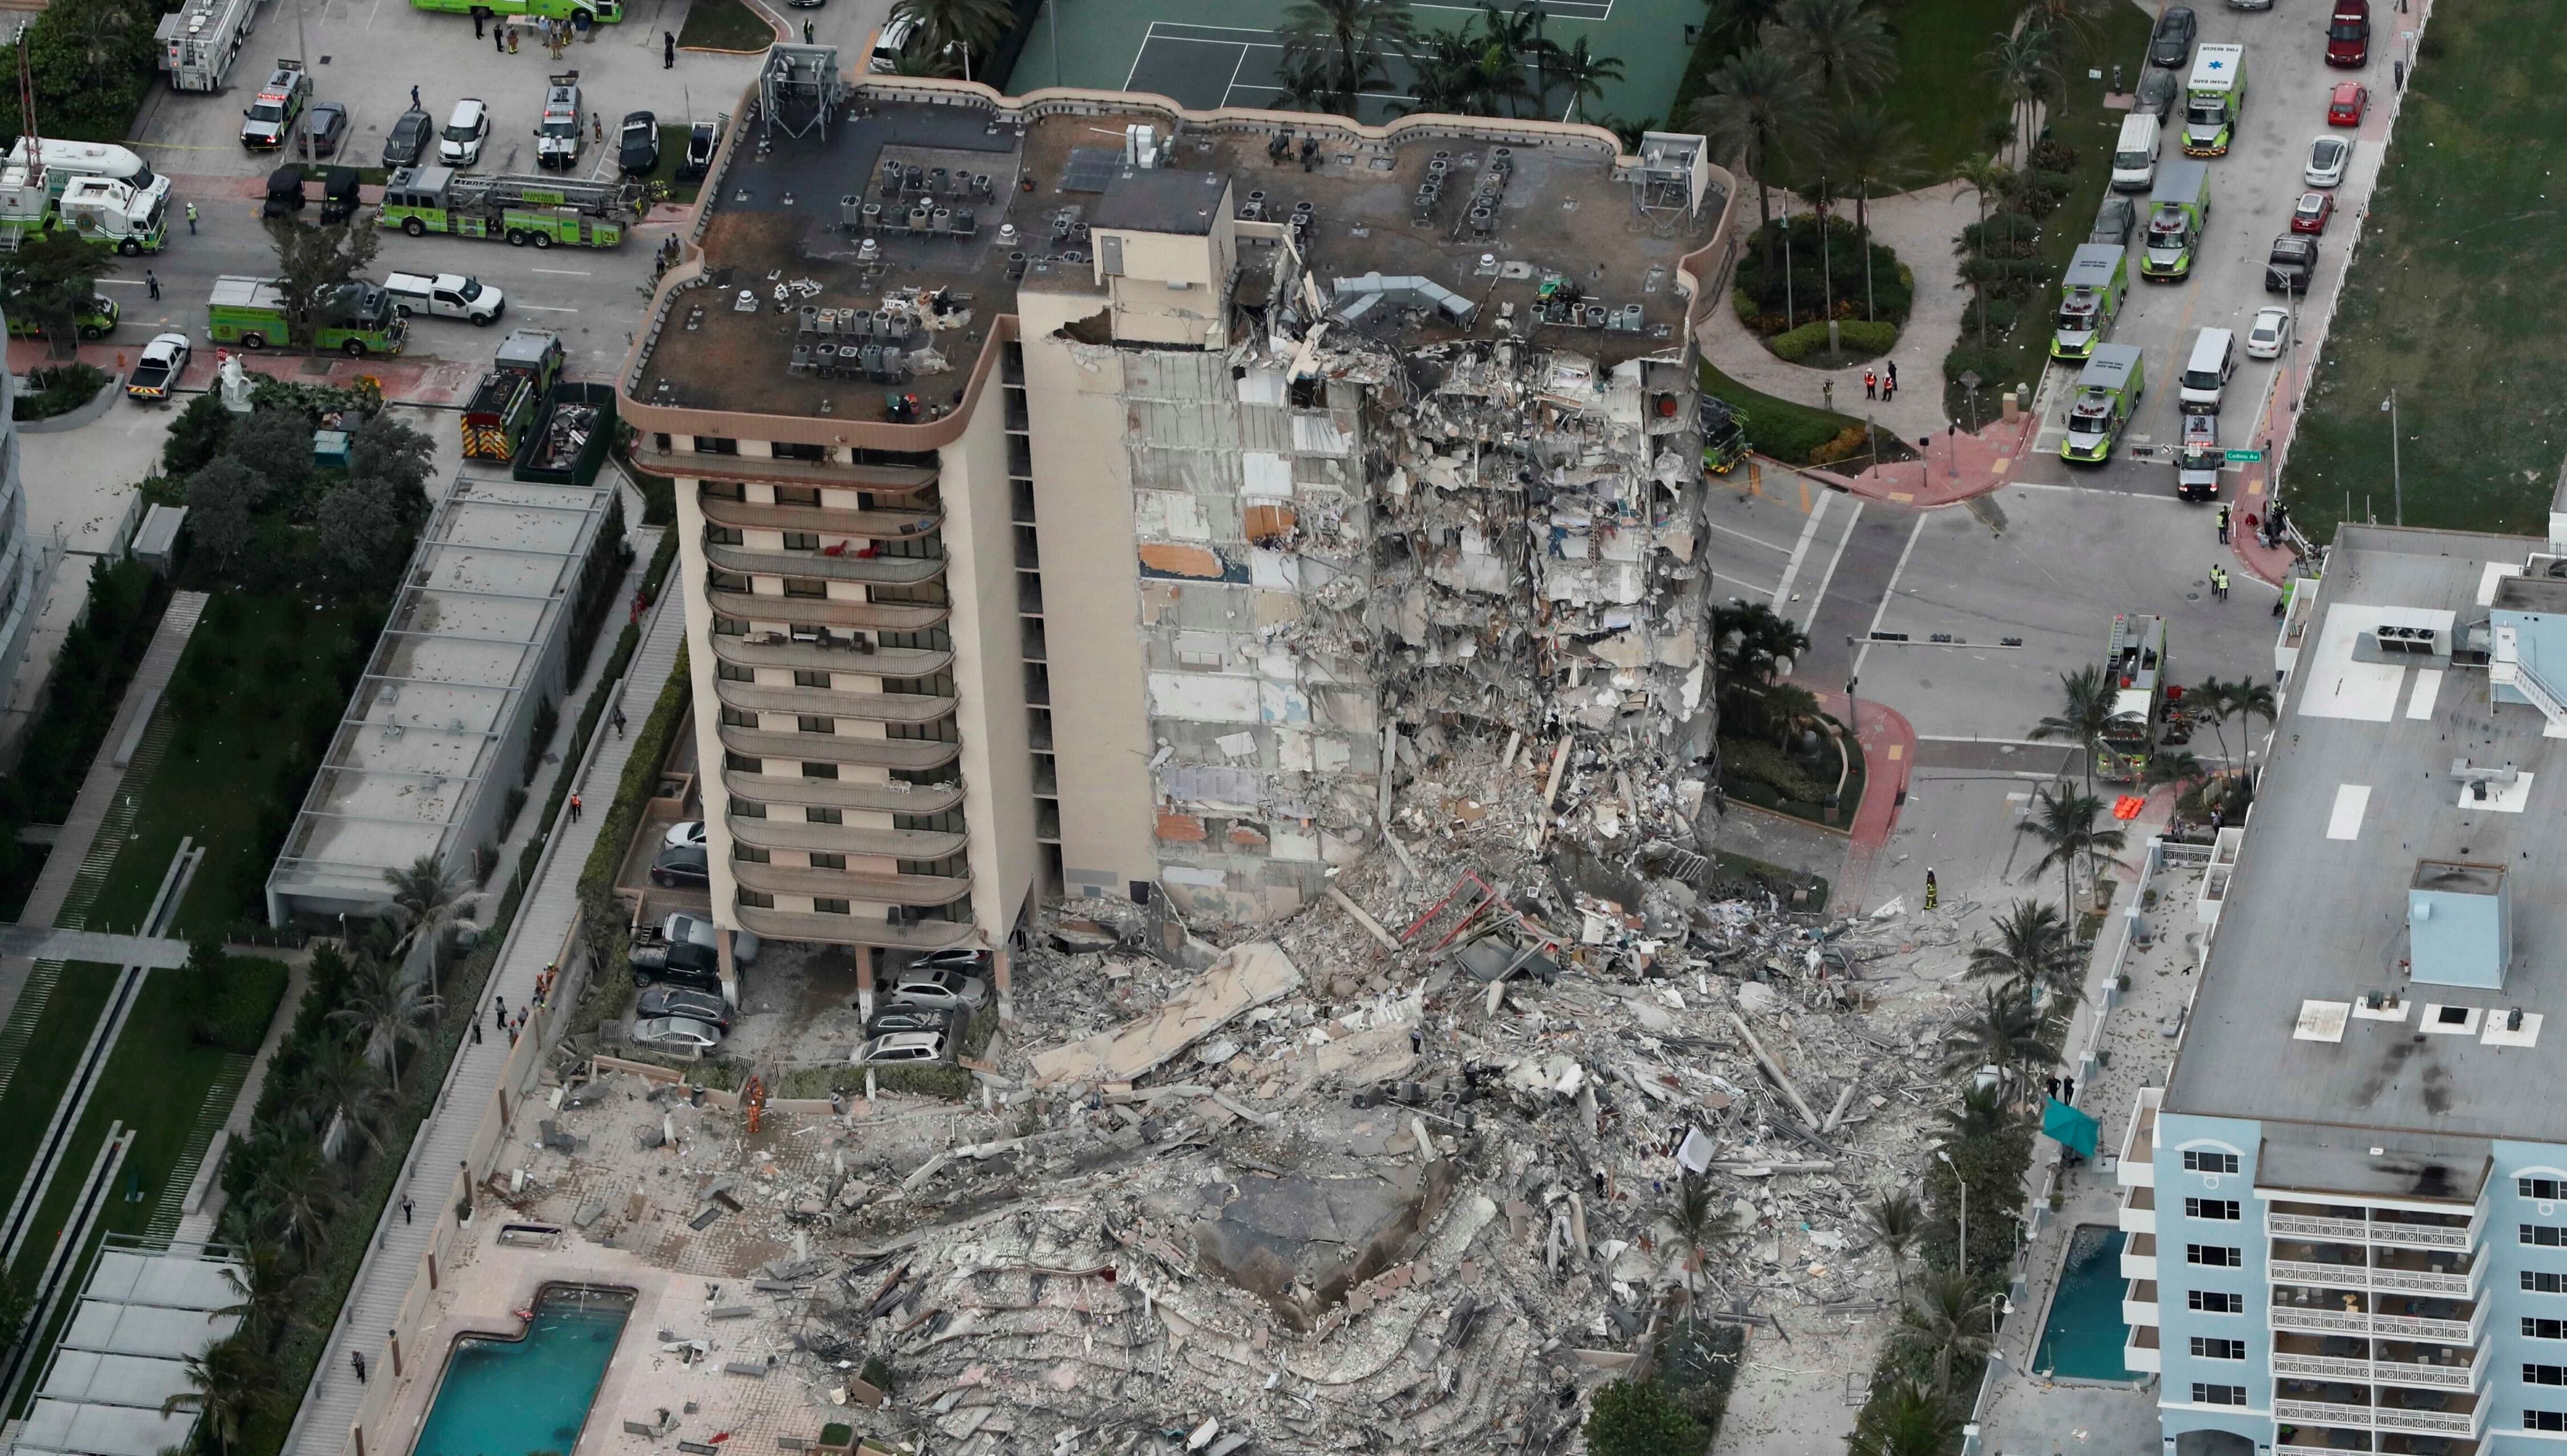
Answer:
1766;318;1901;363
1698;361;1893;468
577;644;692;964
13;364;108;421
183;952;291;1055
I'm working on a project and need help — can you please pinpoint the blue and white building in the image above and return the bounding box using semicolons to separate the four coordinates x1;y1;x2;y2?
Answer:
2121;504;2567;1456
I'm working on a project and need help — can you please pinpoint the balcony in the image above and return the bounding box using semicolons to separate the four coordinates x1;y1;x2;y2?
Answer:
708;589;947;633
725;813;965;862
706;542;948;587
2273;1213;2376;1244
2270;1356;2479;1393
2123;1184;2156;1236
2279;1401;2392;1430
634;447;939;494
698;494;942;538
2269;1304;2477;1345
734;904;975;950
722;769;962;817
730;859;971;906
2123;1231;2157;1281
712;676;957;725
715;723;962;772
2273;1390;2486;1437
2263;1201;2477;1254
2269;1252;2476;1300
2125;1324;2160;1373
709;632;951;679
2119;1087;2160;1187
2125;1279;2159;1327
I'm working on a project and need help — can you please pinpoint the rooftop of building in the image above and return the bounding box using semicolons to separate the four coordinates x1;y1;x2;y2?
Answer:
625;77;1724;427
268;473;612;906
2167;522;2567;1148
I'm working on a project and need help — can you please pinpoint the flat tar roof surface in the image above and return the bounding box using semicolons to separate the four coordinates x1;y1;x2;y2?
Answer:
2167;524;2567;1146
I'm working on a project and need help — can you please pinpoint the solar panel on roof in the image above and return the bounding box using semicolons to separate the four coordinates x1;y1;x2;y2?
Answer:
1060;147;1121;194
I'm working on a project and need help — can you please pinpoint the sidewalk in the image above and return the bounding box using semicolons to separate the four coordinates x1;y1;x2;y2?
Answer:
1833;694;1917;915
5;340;483;409
279;537;684;1456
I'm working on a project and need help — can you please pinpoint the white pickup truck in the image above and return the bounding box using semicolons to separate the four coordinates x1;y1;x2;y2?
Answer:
383;270;505;325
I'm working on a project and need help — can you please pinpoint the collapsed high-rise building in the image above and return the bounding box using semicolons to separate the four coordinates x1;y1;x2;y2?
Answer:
616;57;1736;996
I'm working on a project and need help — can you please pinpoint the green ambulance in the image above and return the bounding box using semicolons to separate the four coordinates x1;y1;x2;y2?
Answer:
2060;344;2145;465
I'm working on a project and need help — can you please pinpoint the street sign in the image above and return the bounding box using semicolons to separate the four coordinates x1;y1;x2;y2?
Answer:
2224;448;2264;463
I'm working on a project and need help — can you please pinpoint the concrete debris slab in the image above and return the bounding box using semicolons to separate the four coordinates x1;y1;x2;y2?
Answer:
1028;942;1301;1086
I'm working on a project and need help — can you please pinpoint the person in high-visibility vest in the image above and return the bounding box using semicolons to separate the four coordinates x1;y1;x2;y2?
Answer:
2216;503;2232;544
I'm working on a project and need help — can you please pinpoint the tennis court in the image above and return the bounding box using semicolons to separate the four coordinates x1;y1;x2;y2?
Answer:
1008;0;1692;131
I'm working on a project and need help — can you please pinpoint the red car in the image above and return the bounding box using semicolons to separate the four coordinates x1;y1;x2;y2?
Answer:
2327;82;2368;126
2326;0;2371;66
2292;190;2335;234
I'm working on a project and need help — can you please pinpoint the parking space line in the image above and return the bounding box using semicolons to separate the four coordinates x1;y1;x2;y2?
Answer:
1769;489;1834;611
1797;497;1864;635
1849;511;1928;685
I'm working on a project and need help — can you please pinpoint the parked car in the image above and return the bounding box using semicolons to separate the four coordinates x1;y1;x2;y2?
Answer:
664;820;708;849
441;98;490;165
303;102;349;159
125;334;189;401
2135;66;2180;121
629;939;724;993
650;843;708;887
2148;6;2197;68
678;121;717;181
855;1031;948;1065
618;111;659;176
239;64;311;150
2327;82;2368;127
2291;190;2335;234
637;985;732;1029
864;1005;954;1036
630;1015;724;1053
912;947;993;974
2305;135;2352;187
2244;305;2293;360
384;270;505;325
2090;193;2136;246
886;968;989;1012
383;108;434;169
2265;236;2319;294
665;912;759;965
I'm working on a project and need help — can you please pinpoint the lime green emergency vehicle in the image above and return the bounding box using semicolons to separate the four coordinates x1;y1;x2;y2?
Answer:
2060;344;2145;465
378;166;642;250
2050;244;2129;362
411;0;620;21
208;276;407;357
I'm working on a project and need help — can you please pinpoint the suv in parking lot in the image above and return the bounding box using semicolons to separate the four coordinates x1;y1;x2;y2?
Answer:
240;64;311;150
538;72;584;169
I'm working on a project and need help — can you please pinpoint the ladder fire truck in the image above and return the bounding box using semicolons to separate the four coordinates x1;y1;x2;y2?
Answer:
378;166;643;249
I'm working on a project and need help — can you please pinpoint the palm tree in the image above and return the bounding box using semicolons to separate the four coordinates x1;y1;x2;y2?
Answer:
1277;51;1336;112
310;1047;393;1162
221;1244;315;1353
1662;1173;1732;1321
1700;0;1789;51
382;855;475;956
1901;1271;1996;1392
1939;1080;2021;1138
2141;748;2206;796
1472;3;1555;117
1767;0;1897;99
1551;35;1625;123
253;1139;347;1258
162;1336;279;1456
1861;1189;1923;1299
1848;1378;1964;1456
2028;664;2123;794
2230;677;2278;773
327;955;440;1097
1944;983;2048;1080
1688;44;1814;255
1981;22;2060;169
1712;601;1811;686
885;0;1017;73
1280;0;1421;118
1967;899;2076;996
1754;680;1829;751
1953;153;2012;348
2020;780;2128;918
1824;102;1918;226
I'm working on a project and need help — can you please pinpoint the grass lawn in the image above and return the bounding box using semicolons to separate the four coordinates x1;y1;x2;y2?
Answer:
677;0;774;54
644;123;707;205
92;594;366;937
1700;359;1918;469
2285;0;2558;537
0;971;120;1204
1940;1;2156;417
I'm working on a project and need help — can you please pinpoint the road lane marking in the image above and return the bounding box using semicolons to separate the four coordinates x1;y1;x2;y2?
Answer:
1704;519;1792;554
529;268;593;276
515;305;581;313
1770;489;1835;611
1798;496;1865;636
1850;511;1929;684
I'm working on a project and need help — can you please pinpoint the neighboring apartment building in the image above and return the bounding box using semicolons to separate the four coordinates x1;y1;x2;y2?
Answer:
2120;505;2567;1456
616;54;1730;989
0;330;39;715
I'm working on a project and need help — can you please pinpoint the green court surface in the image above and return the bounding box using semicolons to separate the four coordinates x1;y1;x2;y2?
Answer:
1006;0;1695;131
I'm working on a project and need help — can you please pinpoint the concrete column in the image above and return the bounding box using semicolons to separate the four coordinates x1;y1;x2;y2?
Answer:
718;927;738;1007
993;944;1013;1025
856;944;876;1020
388;1330;403;1378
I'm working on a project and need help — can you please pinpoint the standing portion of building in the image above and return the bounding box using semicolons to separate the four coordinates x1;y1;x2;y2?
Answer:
2121;507;2567;1456
618;56;1730;972
0;328;39;717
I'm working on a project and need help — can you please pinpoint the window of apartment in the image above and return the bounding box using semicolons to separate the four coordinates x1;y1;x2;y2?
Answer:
773;441;828;463
718;662;756;682
2529;1177;2567;1201
806;807;844;825
2188;1290;2243;1313
708;569;755;594
723;752;762;773
702;481;746;501
719;707;757;729
809;852;846;870
794;670;832;689
815;898;851;914
2533;1272;2567;1293
801;762;840;780
733;800;767;818
2534;1411;2567;1434
797;715;837;735
2189;1338;2245;1360
783;532;821;551
2187;1245;2242;1268
713;615;748;636
737;889;775;909
736;846;771;863
2528;1319;2567;1340
2525;1225;2567;1247
2183;1150;2241;1175
774;486;821;507
653;432;673;452
2190;1385;2246;1408
693;436;738;455
2530;1365;2567;1386
784;578;829;598
2185;1199;2241;1222
707;526;745;547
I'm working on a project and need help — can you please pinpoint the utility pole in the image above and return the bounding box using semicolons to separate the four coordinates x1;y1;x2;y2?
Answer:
297;0;310;167
2381;388;2402;525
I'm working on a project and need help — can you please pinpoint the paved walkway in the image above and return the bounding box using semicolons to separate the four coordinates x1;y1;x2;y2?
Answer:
0;590;206;1027
280;553;686;1456
1833;695;1918;916
0;927;187;967
1697;180;1982;439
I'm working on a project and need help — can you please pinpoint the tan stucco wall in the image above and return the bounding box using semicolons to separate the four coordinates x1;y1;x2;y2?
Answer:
938;382;1039;943
1016;289;1157;899
671;467;744;928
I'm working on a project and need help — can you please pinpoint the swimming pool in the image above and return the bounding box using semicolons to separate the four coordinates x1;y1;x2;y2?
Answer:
411;1284;634;1456
2032;1225;2133;1380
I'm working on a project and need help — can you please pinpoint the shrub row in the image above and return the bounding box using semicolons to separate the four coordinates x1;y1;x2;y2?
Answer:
1766;318;1901;363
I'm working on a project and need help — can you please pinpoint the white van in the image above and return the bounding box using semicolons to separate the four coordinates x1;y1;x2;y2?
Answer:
2111;113;2161;192
384;271;506;325
867;16;915;73
2180;327;2236;413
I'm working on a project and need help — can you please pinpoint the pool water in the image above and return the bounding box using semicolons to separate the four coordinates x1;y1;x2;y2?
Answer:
2033;1225;2133;1379
412;1286;633;1456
